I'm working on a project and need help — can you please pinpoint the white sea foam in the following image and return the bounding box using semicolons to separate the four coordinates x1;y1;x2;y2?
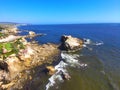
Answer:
61;53;80;67
45;38;104;90
45;53;87;90
83;38;91;44
61;53;87;67
83;44;87;47
83;38;104;46
94;42;104;46
46;61;68;90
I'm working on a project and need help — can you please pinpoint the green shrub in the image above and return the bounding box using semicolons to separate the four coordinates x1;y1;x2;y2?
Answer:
0;38;25;60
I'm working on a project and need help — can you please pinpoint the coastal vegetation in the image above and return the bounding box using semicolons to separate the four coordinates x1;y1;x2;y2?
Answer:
0;23;84;90
0;24;60;89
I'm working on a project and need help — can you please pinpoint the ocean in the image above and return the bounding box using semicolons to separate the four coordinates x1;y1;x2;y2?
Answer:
19;23;120;90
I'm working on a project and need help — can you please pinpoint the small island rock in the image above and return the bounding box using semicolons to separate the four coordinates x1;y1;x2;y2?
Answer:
60;35;83;51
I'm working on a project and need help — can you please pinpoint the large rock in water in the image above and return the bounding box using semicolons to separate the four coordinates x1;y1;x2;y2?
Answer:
60;35;83;51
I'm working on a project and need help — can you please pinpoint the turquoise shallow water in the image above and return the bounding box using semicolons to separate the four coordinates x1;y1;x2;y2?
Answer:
19;23;120;90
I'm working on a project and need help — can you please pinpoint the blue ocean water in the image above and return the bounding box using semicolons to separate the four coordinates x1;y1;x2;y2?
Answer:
19;23;120;90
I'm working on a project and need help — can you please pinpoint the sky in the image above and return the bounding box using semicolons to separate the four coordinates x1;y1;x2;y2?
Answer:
0;0;120;24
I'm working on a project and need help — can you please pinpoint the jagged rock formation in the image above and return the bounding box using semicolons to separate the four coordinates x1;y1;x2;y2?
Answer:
0;25;60;89
0;24;85;90
60;35;83;51
0;43;59;89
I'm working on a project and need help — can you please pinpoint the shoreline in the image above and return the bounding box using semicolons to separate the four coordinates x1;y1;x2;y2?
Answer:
0;24;84;90
0;24;61;89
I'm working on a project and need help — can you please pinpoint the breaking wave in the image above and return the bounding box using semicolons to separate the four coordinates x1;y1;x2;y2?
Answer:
94;41;104;46
83;38;104;46
45;38;104;90
45;52;87;90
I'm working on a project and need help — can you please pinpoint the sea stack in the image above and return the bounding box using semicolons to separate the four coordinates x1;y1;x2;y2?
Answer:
60;35;83;51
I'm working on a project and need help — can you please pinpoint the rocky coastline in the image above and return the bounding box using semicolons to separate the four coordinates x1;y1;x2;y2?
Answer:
0;24;84;90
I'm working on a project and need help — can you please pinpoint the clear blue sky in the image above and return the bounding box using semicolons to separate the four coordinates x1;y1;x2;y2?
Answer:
0;0;120;24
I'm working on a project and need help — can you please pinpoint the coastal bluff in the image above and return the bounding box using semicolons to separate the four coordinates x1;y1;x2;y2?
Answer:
0;24;84;90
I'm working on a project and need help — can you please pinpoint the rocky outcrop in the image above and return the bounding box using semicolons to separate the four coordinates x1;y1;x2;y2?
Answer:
29;31;36;36
1;27;19;34
0;25;59;89
0;35;21;42
0;43;60;89
0;24;85;89
46;66;56;75
60;35;83;51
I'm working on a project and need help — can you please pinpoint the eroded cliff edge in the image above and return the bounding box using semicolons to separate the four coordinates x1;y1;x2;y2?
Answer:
0;25;60;89
0;24;84;90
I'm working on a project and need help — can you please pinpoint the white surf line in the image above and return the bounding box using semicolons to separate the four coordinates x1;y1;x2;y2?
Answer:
83;38;104;46
94;41;104;46
83;38;104;51
61;53;87;67
83;38;91;45
46;61;68;90
45;52;87;90
46;38;104;90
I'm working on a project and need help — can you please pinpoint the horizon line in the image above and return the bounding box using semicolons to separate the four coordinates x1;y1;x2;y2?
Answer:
0;22;120;25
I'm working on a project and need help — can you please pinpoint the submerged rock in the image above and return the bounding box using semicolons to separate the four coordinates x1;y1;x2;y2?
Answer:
46;66;56;75
60;35;83;51
29;31;36;36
